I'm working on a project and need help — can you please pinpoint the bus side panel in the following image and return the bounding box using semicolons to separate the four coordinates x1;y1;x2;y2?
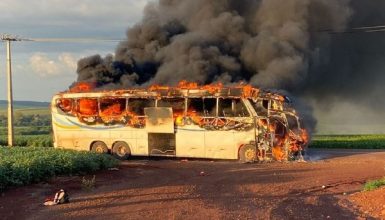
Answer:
135;129;149;156
175;126;205;158
233;130;256;151
204;131;236;159
56;130;74;150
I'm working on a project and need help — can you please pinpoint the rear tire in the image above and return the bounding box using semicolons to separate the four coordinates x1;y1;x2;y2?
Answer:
239;144;256;163
112;141;131;160
91;141;108;154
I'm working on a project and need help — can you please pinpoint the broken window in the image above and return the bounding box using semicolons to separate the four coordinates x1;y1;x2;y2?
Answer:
187;98;205;116
127;98;155;116
233;99;250;117
158;98;185;115
203;98;216;117
286;114;299;131
100;98;126;116
57;98;74;114
271;100;283;111
250;99;268;116
218;99;250;117
77;98;98;116
218;98;233;117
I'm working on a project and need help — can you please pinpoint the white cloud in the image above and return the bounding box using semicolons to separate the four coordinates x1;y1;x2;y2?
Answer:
29;52;77;77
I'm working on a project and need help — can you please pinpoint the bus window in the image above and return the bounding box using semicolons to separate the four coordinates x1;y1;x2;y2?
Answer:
218;99;250;117
158;98;185;116
250;99;268;116
286;114;299;131
77;98;98;116
100;98;126;116
57;98;73;114
234;99;250;117
127;98;155;116
218;98;233;117
203;98;216;117
187;98;204;116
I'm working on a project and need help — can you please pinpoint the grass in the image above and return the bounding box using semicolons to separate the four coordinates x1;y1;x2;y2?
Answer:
0;147;119;192
310;135;385;149
363;177;385;191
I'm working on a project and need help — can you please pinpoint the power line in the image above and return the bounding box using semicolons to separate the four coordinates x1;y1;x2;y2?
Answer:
315;24;385;34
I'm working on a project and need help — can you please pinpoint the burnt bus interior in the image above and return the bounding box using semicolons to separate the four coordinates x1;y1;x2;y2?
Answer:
56;96;253;127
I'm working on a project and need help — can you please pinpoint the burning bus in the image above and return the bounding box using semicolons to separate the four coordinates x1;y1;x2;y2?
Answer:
51;81;308;162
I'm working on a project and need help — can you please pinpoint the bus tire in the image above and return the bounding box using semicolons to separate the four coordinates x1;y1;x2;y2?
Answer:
112;142;131;160
91;141;108;154
239;144;256;163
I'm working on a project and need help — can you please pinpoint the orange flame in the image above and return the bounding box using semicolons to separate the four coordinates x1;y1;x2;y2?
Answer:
178;80;198;89
78;99;98;116
70;82;95;92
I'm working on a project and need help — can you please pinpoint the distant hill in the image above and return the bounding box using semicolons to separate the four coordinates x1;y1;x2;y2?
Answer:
0;100;50;109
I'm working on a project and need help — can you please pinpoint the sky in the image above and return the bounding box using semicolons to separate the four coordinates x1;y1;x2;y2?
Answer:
0;0;149;101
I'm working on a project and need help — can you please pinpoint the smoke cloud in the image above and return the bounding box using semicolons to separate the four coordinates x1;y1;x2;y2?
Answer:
74;0;385;133
76;0;351;89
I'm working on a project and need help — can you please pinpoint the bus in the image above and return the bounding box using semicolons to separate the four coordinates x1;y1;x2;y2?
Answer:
51;83;308;162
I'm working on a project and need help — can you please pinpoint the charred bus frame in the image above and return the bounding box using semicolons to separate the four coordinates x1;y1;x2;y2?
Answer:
51;86;308;162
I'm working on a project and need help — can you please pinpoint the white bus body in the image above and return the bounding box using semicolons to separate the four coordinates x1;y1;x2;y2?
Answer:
51;86;307;162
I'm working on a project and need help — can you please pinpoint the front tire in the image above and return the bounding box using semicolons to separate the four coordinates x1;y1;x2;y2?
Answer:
112;141;131;160
239;144;257;163
91;141;108;154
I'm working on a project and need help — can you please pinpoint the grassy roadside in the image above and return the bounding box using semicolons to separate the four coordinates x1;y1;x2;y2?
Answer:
363;177;385;191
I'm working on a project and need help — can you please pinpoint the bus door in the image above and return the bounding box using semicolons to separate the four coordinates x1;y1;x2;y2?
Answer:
269;117;288;161
144;107;176;156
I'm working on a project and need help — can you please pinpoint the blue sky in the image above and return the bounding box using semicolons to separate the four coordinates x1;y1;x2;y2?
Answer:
0;0;149;101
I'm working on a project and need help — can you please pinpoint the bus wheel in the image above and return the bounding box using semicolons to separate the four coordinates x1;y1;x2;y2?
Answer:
112;142;131;160
91;141;108;154
239;144;256;163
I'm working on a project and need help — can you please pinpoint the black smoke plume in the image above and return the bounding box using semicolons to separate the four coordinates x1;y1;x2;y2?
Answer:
76;0;351;89
75;0;385;133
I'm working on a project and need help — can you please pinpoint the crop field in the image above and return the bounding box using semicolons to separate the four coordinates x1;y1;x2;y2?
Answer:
0;135;52;147
310;135;385;149
0;108;50;116
0;147;119;192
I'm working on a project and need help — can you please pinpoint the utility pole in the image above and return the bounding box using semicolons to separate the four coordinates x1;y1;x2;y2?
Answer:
1;34;20;147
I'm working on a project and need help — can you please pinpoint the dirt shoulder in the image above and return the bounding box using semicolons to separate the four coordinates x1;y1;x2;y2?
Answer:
349;186;385;219
0;149;384;220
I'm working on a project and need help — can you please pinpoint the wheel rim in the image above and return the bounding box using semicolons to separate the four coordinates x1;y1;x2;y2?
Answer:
117;146;127;157
244;148;256;161
95;146;104;153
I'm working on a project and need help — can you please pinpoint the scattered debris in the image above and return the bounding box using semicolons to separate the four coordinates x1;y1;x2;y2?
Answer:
108;167;119;171
199;171;208;176
43;189;70;206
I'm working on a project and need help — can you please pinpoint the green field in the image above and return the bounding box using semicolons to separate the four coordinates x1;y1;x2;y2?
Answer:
309;135;385;149
0;147;119;192
0;108;50;116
